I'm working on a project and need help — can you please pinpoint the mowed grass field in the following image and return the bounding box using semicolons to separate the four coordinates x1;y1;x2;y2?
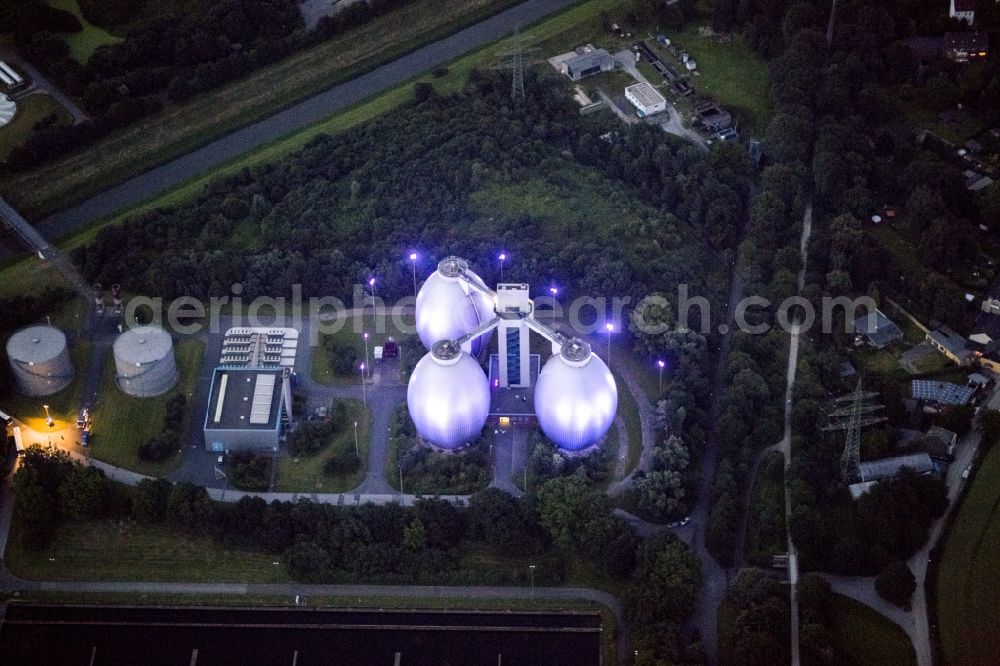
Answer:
936;443;1000;666
47;0;122;62
662;26;773;134
311;313;415;385
0;94;74;161
1;0;513;218
90;339;204;476
5;517;288;583
828;594;915;666
274;399;371;493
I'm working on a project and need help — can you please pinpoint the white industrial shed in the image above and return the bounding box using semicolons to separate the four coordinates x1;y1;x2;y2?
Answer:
625;83;666;117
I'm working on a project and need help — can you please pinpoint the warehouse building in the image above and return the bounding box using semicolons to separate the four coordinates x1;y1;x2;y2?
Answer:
203;367;291;452
625;83;666;117
562;47;615;80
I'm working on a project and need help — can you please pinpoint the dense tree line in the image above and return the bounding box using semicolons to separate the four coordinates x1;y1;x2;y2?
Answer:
390;406;491;495
4;0;424;170
137;393;187;461
627;310;715;524
524;430;614;488
723;569;791;666
75;70;743;316
12;448;703;656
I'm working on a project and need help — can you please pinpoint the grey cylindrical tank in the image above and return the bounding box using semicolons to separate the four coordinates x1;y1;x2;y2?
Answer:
113;325;178;397
6;325;74;396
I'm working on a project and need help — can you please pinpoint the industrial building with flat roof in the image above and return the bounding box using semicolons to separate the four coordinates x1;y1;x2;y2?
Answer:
561;47;614;80
203;367;290;452
625;83;666;117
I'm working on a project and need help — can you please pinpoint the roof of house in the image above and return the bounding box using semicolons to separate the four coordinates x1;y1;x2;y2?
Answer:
970;310;1000;345
968;372;989;385
854;309;903;347
926;425;957;444
911;380;975;405
205;367;284;431
927;325;968;357
859;452;934;483
944;31;988;51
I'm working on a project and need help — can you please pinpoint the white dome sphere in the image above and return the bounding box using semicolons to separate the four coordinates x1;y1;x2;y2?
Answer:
535;340;617;451
415;257;493;355
407;341;491;450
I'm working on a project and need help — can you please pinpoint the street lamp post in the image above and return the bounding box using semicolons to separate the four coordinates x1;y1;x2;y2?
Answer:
353;420;359;457
359;363;367;408
363;331;370;378
498;252;506;282
409;252;418;297
368;276;377;312
43;404;53;428
528;564;536;601
658;359;666;393
399;463;404;496
605;322;613;364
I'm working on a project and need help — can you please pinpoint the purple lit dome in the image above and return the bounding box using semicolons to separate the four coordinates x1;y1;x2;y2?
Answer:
407;340;490;450
415;257;493;355
534;340;617;451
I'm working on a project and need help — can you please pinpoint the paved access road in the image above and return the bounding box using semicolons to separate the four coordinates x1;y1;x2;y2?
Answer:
30;0;582;243
0;604;602;666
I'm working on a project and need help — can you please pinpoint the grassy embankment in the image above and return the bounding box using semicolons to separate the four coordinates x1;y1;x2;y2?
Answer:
0;95;74;161
311;313;415;385
47;0;122;62
935;442;1000;666
89;339;204;476
274;399;371;493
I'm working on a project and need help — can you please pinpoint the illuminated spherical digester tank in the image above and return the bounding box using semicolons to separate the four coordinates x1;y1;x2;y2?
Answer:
407;340;491;450
415;256;493;355
113;325;178;397
6;325;74;397
534;339;618;452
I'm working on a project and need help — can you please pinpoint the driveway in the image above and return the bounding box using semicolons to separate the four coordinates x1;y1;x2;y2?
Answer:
612;49;705;150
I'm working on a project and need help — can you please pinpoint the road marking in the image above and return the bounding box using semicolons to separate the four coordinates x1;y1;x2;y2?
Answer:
394;653;401;666
292;650;298;666
89;646;97;666
190;648;198;665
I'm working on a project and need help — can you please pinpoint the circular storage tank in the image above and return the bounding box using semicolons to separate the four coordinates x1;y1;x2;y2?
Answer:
113;325;178;397
534;339;618;452
6;325;74;397
415;257;494;355
407;340;490;450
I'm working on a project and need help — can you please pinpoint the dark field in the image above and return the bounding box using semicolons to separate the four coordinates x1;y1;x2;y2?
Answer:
0;604;602;665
